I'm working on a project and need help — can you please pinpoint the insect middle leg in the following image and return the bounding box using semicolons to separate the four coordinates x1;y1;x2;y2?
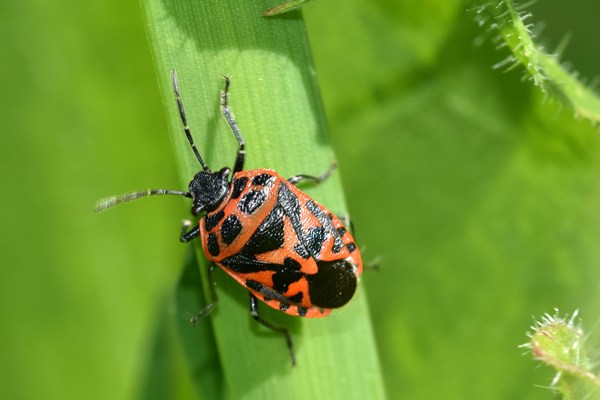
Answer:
288;161;337;186
249;293;296;366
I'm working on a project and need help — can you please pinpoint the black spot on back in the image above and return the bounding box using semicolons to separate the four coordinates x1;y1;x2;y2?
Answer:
279;302;290;311
306;199;327;221
277;183;301;226
305;198;344;257
293;243;310;259
207;233;220;257
220;214;242;245
346;242;357;253
283;257;302;270
288;292;303;303
221;253;281;273
305;199;319;212
336;227;347;237
306;226;326;255
297;307;308;317
307;259;357;308
231;177;248;199
242;207;284;255
252;173;275;186
204;210;225;231
272;267;303;293
238;190;266;215
220;207;287;273
332;242;342;254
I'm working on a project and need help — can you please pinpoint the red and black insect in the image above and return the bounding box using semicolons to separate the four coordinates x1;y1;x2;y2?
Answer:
97;71;363;365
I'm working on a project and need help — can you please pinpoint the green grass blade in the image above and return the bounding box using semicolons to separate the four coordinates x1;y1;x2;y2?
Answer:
139;1;386;398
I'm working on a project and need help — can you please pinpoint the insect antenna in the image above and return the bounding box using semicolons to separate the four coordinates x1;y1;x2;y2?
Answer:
171;69;210;171
95;189;191;212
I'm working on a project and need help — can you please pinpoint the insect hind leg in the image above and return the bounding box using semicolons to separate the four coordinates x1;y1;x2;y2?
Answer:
249;293;296;366
287;161;337;186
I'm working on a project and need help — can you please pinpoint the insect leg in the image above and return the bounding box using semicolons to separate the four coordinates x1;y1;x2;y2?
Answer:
364;256;382;271
220;76;246;173
249;293;296;366
190;264;218;323
180;220;200;242
335;214;357;237
288;161;337;186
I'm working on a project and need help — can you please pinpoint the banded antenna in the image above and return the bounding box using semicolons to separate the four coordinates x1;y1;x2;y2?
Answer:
171;69;210;171
95;189;191;212
95;70;208;213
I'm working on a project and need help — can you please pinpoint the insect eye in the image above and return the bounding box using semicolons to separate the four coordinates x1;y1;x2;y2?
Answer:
219;167;231;179
192;205;202;216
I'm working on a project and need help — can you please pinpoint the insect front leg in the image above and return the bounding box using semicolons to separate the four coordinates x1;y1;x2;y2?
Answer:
190;263;218;324
249;294;296;366
180;220;218;322
180;220;200;242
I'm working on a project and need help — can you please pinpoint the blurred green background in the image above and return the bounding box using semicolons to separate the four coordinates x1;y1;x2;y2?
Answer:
2;0;600;399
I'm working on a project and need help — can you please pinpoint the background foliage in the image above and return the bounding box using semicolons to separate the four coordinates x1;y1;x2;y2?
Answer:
1;0;600;399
